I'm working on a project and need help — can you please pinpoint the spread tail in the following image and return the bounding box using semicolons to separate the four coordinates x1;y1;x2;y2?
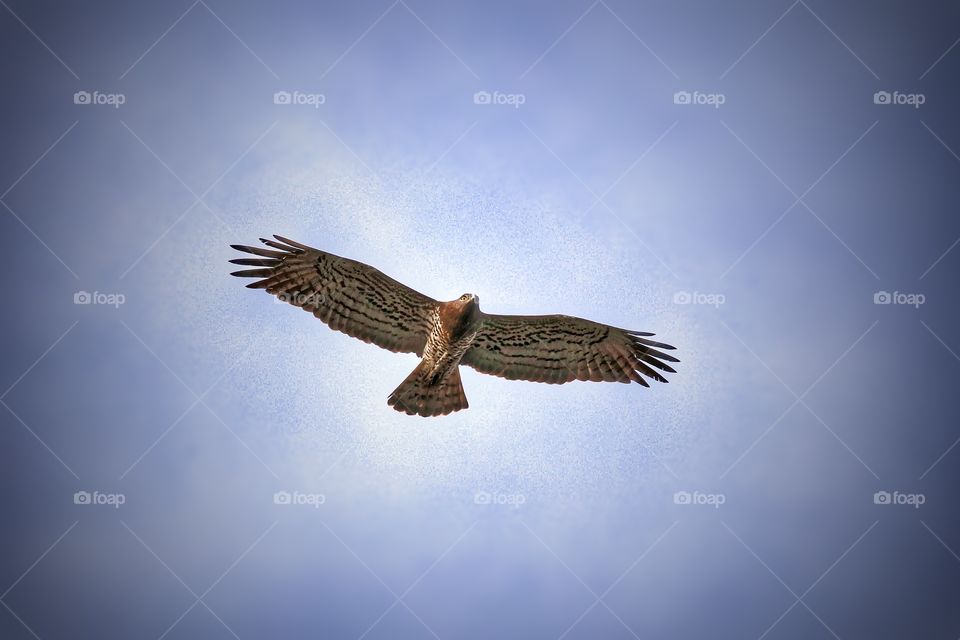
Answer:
388;361;469;417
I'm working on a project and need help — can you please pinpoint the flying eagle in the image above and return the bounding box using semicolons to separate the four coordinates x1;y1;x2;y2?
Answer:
230;236;678;417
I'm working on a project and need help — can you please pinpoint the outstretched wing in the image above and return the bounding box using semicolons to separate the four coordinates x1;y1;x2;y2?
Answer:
230;236;438;355
461;314;678;386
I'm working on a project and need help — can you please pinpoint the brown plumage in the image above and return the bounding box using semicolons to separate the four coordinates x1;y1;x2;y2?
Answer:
230;235;678;417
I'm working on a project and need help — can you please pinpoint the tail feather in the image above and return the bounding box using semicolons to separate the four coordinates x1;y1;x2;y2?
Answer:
388;361;469;417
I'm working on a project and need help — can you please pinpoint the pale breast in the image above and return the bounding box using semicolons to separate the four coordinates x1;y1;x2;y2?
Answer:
422;308;478;380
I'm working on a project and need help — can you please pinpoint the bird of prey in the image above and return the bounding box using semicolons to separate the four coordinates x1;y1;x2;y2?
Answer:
230;236;678;417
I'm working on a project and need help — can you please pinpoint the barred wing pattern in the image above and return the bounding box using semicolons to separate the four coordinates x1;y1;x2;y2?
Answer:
461;314;678;386
230;236;438;355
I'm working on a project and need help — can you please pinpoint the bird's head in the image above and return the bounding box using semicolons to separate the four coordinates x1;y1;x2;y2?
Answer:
455;293;479;307
453;293;480;318
440;293;481;336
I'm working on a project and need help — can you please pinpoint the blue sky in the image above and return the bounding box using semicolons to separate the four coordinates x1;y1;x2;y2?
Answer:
2;1;960;638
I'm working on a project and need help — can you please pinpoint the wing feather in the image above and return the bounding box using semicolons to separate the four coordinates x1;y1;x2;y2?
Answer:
230;236;437;355
461;314;677;385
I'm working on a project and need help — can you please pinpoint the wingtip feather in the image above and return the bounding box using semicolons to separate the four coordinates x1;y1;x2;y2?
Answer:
273;234;311;250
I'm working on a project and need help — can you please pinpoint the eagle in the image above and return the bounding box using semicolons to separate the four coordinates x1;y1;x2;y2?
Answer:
230;236;678;417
